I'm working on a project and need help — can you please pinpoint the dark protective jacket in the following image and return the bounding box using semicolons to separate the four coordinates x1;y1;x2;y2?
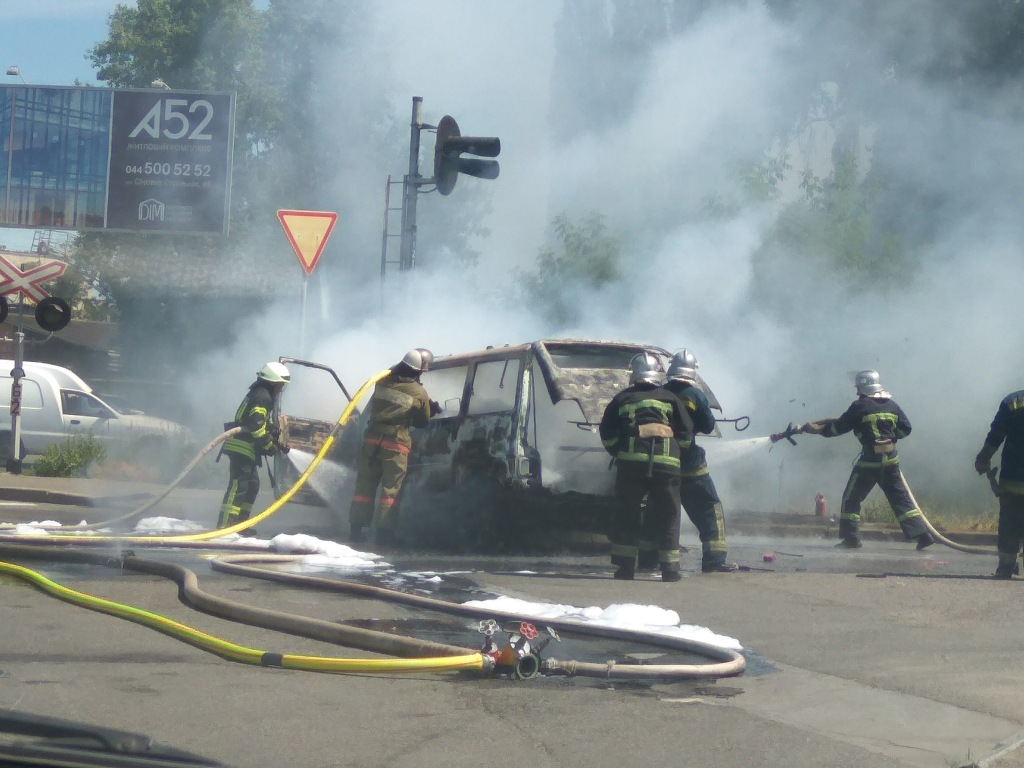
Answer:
363;372;432;445
664;379;716;475
818;395;911;466
222;380;277;462
599;382;694;479
981;389;1024;494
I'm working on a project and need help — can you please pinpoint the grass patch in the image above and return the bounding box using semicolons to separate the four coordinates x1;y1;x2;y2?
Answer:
32;434;107;478
859;498;998;533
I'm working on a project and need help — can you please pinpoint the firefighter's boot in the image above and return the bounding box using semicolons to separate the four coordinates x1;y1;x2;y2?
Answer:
661;563;682;583
613;564;635;580
994;552;1020;580
636;549;659;572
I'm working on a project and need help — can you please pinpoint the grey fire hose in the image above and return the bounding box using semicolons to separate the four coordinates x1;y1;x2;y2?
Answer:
0;544;745;680
210;553;747;680
0;428;241;533
903;470;998;556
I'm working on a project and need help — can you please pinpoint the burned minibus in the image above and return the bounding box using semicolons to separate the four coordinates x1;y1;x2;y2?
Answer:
275;339;722;551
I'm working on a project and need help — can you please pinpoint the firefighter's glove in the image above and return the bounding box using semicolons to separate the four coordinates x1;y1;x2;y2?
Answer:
279;443;291;455
975;444;997;475
430;400;442;416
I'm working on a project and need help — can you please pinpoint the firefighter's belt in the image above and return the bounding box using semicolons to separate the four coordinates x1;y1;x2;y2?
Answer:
637;423;674;439
872;440;895;455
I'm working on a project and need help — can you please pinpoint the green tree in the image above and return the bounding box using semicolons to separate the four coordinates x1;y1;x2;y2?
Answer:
517;212;622;327
79;0;303;391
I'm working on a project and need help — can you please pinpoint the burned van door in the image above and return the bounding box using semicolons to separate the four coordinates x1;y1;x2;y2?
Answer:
449;357;521;489
405;365;468;492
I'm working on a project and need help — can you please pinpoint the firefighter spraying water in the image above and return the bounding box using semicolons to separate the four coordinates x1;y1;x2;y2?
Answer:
769;370;935;551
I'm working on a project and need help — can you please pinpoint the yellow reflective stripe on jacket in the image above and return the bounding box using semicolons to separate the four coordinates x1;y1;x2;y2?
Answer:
222;438;257;460
620;398;674;420
1001;479;1024;495
861;412;898;439
618;433;681;469
375;386;417;409
856;454;900;467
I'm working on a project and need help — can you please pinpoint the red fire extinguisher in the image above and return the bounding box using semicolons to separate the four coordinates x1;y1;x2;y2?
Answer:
815;492;827;518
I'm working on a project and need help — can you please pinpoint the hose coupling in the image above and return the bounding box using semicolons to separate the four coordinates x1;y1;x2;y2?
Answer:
105;550;135;570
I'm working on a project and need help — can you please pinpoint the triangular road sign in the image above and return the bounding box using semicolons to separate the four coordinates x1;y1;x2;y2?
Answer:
277;210;338;276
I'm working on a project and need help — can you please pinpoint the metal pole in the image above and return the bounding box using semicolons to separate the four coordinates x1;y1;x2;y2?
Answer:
7;298;25;474
299;276;307;358
399;96;423;271
380;174;392;286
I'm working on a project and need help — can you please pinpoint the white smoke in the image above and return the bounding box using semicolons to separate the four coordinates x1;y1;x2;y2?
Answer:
15;0;1015;518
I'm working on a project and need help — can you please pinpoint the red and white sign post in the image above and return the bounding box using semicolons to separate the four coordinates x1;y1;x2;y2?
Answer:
277;210;337;357
0;255;69;473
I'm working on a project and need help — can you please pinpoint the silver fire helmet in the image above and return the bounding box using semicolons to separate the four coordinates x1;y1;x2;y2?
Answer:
854;370;890;398
667;349;699;382
629;352;664;386
400;348;433;373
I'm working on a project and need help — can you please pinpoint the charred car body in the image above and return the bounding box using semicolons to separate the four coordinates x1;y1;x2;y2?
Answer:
276;339;721;551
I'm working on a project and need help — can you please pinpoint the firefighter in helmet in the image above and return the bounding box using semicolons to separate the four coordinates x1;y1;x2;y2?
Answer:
217;361;290;531
348;348;440;546
599;352;694;582
662;349;736;573
974;388;1024;578
794;370;933;550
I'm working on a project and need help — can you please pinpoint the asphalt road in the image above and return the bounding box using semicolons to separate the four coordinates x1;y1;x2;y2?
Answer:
1;478;1022;768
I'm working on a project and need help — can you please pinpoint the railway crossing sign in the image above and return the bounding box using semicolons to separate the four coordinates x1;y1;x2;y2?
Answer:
277;210;338;276
0;255;67;304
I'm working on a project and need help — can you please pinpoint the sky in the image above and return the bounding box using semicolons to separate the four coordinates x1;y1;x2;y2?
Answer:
2;0;1021;519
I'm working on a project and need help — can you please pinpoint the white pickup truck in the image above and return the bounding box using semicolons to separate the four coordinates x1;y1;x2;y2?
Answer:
0;360;192;458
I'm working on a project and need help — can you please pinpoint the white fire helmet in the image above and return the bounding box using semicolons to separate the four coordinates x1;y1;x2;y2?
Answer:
854;370;890;398
629;352;664;386
400;348;433;373
667;349;699;382
257;361;290;385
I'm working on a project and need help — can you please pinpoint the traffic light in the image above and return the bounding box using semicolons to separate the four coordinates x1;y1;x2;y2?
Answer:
432;115;500;196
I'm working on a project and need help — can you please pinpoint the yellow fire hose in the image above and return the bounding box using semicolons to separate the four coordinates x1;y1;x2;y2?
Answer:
0;368;390;546
0;558;487;674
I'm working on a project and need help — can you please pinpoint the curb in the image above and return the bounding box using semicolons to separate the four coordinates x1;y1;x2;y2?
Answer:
729;520;998;547
0;487;155;507
0;487;92;506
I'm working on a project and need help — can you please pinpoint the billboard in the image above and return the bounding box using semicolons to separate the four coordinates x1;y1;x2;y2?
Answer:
0;85;235;235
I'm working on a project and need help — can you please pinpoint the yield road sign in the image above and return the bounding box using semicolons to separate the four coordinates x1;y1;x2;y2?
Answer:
277;210;338;276
0;255;68;304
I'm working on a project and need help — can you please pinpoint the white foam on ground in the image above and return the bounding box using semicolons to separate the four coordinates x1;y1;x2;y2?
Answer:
463;594;743;650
